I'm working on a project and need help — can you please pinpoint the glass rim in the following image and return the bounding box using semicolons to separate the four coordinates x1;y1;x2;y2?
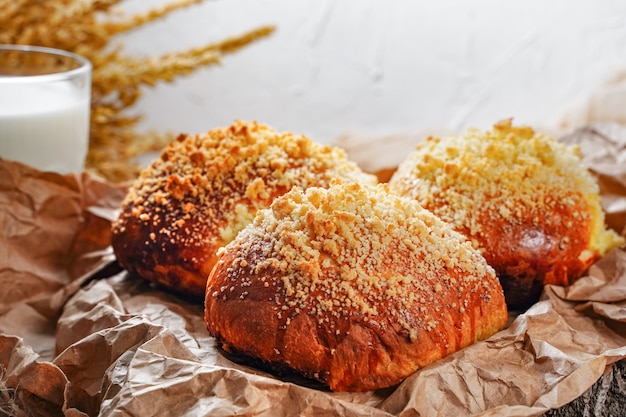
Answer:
0;44;92;83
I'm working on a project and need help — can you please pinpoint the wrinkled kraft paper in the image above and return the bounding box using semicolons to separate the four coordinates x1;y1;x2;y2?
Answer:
1;123;626;417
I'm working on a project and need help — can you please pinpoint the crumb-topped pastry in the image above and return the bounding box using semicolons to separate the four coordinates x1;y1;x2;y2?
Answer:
389;119;624;309
204;182;508;392
111;120;377;297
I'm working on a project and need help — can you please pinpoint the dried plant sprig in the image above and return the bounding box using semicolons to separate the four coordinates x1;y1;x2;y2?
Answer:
1;0;276;182
103;0;204;35
86;25;275;181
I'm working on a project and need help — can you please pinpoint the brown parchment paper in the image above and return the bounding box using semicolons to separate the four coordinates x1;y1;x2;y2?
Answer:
1;123;626;417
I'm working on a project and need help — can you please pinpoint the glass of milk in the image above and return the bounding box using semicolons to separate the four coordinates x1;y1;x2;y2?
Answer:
0;44;92;174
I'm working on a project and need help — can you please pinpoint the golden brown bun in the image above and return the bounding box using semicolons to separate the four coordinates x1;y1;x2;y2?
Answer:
111;121;376;297
389;119;624;309
204;182;508;392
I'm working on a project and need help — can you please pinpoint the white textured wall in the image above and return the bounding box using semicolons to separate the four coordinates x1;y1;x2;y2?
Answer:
119;0;626;143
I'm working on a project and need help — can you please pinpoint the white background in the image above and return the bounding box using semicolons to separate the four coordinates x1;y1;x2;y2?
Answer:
118;0;626;144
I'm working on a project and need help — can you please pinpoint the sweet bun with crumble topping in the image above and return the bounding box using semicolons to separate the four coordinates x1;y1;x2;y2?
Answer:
388;119;624;309
204;182;508;392
111;120;377;297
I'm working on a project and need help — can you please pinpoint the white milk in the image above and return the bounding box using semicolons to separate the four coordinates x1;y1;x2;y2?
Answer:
0;82;90;173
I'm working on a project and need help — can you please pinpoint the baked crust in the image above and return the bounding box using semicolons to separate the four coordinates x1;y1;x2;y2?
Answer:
204;182;508;391
389;119;624;309
111;120;376;297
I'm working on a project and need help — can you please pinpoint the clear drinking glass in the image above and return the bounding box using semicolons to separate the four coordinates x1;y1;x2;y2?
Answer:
0;44;92;174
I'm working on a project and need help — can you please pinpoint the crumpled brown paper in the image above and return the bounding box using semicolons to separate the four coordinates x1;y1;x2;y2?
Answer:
1;123;626;417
